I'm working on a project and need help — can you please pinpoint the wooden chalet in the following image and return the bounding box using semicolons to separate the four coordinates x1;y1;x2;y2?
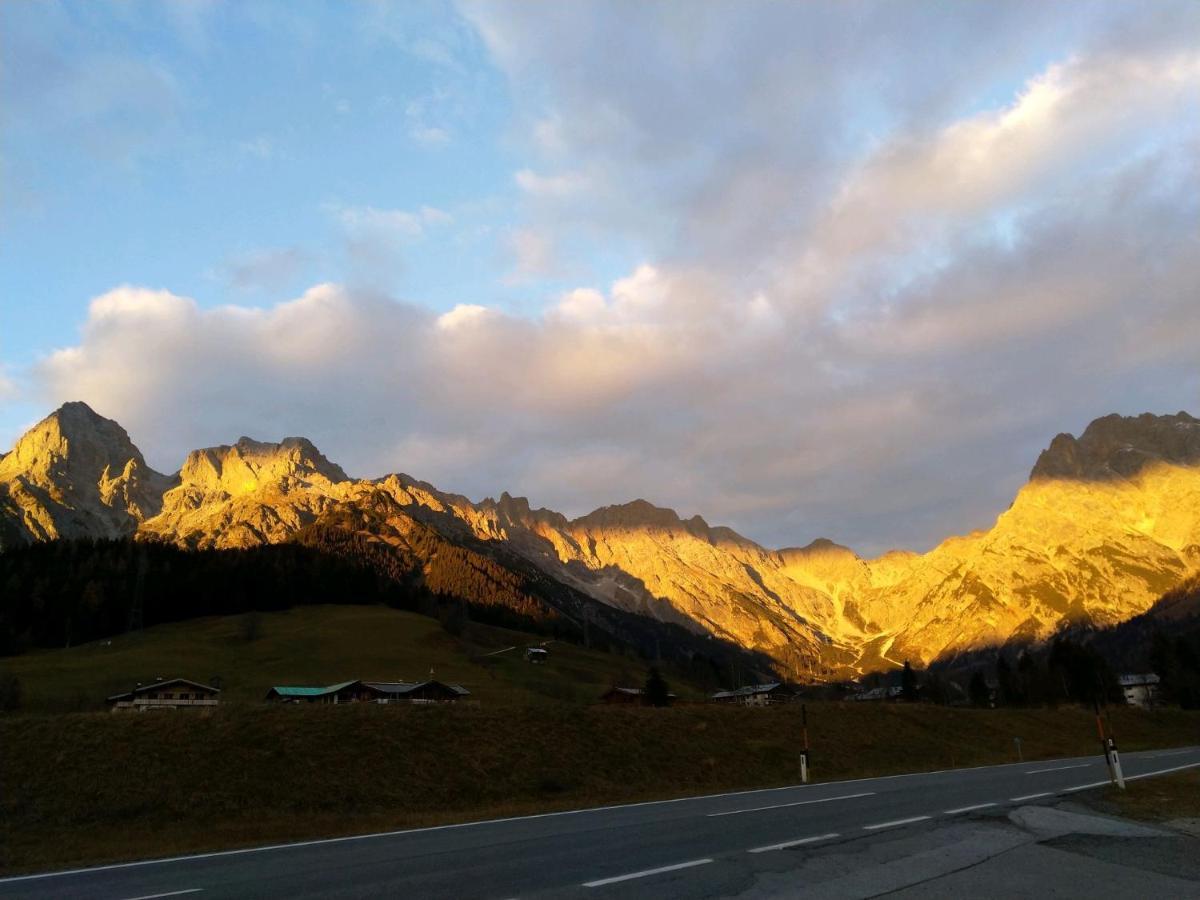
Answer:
107;678;220;712
709;682;795;706
363;680;471;704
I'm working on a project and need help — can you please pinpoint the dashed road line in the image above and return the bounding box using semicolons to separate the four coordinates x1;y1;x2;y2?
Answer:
583;858;713;888
120;891;202;900
943;802;997;815
863;815;931;831
1010;792;1053;802
708;792;874;817
748;833;841;854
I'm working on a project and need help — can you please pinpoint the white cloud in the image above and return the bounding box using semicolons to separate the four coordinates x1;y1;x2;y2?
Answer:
18;2;1200;554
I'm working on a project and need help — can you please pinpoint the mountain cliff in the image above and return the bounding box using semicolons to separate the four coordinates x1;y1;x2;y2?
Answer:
2;402;1197;678
0;403;173;545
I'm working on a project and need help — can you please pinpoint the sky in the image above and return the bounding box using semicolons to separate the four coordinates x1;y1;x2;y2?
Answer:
2;1;1198;555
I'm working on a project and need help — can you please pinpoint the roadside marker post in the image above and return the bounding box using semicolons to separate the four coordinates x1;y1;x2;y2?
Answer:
1014;737;1023;763
800;703;811;784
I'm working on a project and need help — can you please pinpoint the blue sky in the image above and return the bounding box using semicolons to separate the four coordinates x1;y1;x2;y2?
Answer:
2;1;1198;553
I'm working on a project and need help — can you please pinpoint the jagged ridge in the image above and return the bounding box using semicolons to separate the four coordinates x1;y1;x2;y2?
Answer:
2;402;1198;678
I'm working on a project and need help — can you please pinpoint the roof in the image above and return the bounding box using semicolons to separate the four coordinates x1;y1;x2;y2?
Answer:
364;680;470;696
525;647;549;654
267;680;360;698
604;687;644;696
710;682;786;700
106;678;221;702
1119;673;1160;687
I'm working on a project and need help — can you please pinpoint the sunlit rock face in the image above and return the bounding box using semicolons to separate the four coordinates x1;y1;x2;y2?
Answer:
1;404;1198;678
140;436;352;549
0;402;173;546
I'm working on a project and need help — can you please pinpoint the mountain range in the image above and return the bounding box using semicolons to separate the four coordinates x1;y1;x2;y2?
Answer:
2;402;1198;678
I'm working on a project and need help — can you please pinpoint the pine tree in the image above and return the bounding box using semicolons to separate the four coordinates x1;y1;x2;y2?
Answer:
644;666;671;707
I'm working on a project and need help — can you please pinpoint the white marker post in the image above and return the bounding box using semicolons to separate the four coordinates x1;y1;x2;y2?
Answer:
1108;737;1126;790
800;703;810;784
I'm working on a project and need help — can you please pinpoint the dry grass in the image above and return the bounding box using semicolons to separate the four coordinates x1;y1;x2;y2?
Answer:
1088;768;1200;823
2;700;1197;874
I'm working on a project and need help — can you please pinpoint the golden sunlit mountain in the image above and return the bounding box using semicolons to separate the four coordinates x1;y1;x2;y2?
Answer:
1;403;1197;677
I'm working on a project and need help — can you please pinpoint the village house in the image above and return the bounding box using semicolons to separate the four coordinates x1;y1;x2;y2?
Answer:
851;685;905;702
264;680;375;704
363;680;471;704
600;686;678;705
1119;673;1161;708
107;678;220;712
709;683;795;706
524;647;549;664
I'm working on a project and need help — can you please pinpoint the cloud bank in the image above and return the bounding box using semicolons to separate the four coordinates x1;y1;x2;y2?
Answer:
29;2;1200;553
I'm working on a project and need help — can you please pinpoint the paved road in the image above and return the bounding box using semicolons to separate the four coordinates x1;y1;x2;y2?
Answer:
2;746;1197;899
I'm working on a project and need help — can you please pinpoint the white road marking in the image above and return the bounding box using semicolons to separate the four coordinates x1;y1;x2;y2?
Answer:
748;832;840;853
943;802;997;815
1125;761;1200;781
1010;792;1053;802
1062;780;1112;793
863;815;930;831
1148;749;1194;759
1025;763;1090;775
120;891;202;900
583;858;712;887
708;791;874;817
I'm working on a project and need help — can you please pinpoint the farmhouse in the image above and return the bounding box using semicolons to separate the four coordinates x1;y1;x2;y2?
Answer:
107;678;220;712
709;683;795;706
600;686;678;705
1119;673;1160;708
265;680;375;704
363;680;471;704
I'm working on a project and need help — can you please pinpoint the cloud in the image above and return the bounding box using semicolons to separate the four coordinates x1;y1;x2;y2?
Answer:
328;204;453;286
19;3;1200;555
213;247;313;293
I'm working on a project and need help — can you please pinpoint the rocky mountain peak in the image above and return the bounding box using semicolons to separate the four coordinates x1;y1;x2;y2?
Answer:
0;402;171;546
1030;411;1200;481
178;435;349;494
0;401;147;481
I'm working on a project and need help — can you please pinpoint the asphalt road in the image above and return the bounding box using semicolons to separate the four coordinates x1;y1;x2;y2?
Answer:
2;746;1197;899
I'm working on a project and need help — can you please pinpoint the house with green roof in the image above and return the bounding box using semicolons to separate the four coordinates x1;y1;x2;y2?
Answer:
264;681;373;704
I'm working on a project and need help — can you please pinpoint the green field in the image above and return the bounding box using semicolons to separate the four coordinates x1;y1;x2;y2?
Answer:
0;605;702;712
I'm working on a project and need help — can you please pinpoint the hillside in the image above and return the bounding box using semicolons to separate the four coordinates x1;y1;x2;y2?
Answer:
2;402;1199;678
0;605;711;713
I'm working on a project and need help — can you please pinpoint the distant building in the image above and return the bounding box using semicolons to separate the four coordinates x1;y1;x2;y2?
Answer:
264;681;374;704
525;647;549;664
1119;673;1161;708
363;681;471;704
600;686;678;705
107;678;220;712
851;685;904;702
710;683;795;706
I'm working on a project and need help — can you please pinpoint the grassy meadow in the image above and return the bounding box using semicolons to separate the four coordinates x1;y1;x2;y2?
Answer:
2;605;1199;874
0;605;699;712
